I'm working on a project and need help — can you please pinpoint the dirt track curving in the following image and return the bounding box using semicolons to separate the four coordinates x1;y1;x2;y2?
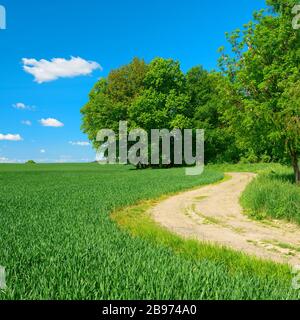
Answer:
152;172;300;265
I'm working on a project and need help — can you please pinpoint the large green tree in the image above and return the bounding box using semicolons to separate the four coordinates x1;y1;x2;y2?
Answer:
129;58;192;131
81;57;148;146
219;0;300;182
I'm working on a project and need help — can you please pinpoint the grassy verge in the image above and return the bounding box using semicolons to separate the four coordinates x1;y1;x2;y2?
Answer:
240;166;300;224
207;162;284;174
209;162;300;225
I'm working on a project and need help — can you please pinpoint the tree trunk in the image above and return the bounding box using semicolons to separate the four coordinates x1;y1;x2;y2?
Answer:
291;152;300;185
287;144;300;185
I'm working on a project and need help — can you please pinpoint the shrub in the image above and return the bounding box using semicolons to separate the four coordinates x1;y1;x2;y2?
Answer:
25;160;36;164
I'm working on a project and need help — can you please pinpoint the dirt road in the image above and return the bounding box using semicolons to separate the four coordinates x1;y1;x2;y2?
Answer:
152;172;300;265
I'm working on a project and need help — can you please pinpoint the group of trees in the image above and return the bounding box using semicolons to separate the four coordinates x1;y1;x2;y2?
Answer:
81;58;237;164
81;0;300;182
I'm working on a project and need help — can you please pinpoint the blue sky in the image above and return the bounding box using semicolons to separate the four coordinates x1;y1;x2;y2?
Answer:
0;0;266;163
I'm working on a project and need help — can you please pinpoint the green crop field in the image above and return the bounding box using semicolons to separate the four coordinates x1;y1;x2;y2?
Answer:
0;163;299;300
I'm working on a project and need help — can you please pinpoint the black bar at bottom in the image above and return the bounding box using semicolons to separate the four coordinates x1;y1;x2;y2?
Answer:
0;300;298;319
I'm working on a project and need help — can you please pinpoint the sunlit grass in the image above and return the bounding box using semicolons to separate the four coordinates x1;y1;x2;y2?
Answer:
241;167;300;224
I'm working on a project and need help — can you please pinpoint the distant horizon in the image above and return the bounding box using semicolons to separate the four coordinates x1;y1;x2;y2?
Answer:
0;159;96;164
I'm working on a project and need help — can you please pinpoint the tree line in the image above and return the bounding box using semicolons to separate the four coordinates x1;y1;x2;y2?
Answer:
81;0;300;183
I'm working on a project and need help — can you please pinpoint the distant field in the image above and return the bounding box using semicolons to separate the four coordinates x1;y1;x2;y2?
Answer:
0;163;299;299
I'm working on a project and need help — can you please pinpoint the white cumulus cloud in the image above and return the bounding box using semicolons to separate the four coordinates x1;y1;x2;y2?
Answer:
39;118;64;127
0;134;23;141
21;120;32;126
22;57;102;83
69;141;90;146
13;102;35;110
40;149;46;153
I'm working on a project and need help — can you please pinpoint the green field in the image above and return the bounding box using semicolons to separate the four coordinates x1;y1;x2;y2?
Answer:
0;163;299;300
